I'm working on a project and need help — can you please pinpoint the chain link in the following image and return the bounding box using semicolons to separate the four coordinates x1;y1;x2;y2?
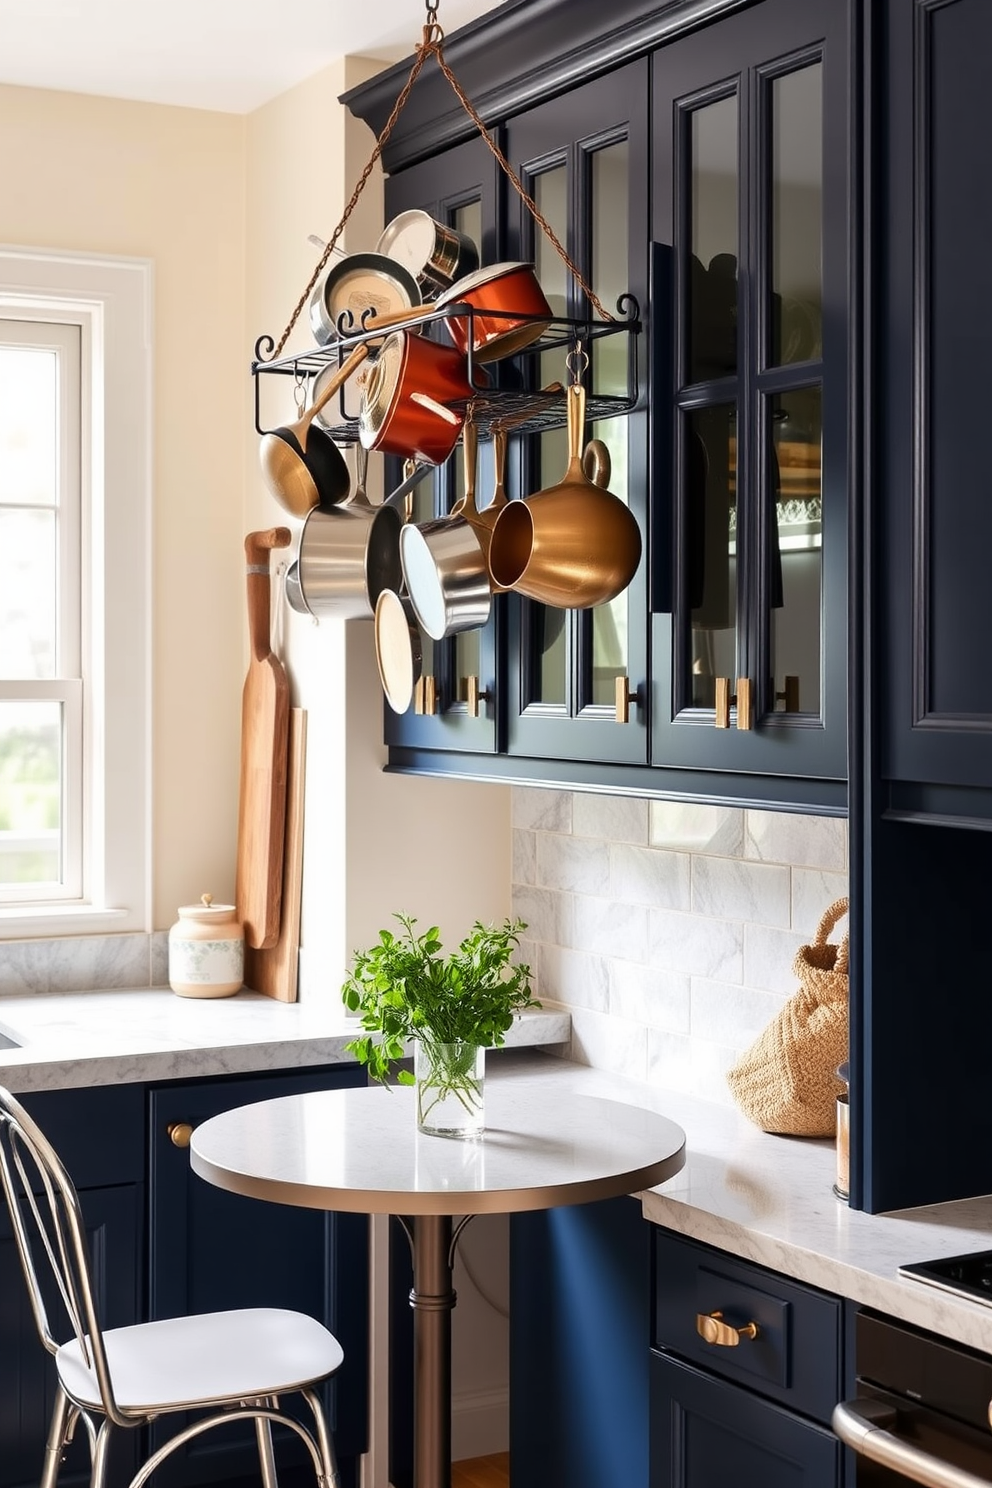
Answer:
271;3;615;359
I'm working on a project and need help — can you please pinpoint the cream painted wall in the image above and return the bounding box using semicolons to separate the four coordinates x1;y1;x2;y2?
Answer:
0;82;246;928
245;57;511;995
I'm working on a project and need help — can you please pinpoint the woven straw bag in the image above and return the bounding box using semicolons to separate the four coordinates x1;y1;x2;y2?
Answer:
727;897;849;1137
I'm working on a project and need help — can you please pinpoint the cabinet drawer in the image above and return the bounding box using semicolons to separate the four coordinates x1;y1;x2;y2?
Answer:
653;1230;842;1424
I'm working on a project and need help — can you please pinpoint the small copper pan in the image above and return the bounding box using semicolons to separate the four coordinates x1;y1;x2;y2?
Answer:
359;331;477;466
436;261;553;363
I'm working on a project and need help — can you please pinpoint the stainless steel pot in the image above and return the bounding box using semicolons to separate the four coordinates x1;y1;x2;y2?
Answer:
376;210;480;299
283;446;403;621
399;423;492;641
309;252;422;346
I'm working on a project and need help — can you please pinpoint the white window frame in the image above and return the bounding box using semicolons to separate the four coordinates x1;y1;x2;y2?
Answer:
0;247;152;937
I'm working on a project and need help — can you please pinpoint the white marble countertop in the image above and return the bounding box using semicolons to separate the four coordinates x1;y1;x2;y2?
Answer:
2;994;990;1356
0;988;571;1093
486;1051;992;1357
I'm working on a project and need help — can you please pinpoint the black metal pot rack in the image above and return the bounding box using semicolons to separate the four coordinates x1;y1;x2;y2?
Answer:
252;292;641;444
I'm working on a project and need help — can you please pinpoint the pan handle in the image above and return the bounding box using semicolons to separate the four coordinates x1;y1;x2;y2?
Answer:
245;528;292;662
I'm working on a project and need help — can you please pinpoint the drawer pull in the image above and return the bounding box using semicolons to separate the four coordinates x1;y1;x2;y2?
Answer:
696;1310;759;1347
167;1121;194;1149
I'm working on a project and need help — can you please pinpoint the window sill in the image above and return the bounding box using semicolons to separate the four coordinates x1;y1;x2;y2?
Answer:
0;904;133;941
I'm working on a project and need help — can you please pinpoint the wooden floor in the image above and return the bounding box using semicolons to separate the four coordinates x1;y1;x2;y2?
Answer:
452;1453;511;1488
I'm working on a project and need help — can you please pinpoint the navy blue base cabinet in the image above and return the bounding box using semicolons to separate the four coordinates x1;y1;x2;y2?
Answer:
510;1196;651;1488
651;1231;846;1488
0;1066;367;1488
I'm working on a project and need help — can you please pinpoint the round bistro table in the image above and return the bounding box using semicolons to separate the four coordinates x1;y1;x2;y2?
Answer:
190;1081;686;1488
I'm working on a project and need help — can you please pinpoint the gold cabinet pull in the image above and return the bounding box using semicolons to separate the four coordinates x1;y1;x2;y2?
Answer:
714;678;753;731
735;677;753;731
615;675;642;724
167;1121;194;1149
465;675;490;718
696;1310;759;1347
775;675;800;712
413;676;437;715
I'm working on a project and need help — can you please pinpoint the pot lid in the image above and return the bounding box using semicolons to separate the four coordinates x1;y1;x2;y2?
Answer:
374;588;423;714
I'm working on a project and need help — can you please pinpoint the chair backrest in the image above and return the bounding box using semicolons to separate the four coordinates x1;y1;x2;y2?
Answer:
0;1086;123;1419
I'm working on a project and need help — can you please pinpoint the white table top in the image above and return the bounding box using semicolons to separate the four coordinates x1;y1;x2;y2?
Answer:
190;1083;686;1216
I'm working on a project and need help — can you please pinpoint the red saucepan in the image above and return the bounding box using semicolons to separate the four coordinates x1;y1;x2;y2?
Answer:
359;331;479;466
435;262;553;363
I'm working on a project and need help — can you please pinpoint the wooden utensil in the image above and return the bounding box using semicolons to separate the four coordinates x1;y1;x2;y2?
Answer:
236;527;291;950
243;708;307;1000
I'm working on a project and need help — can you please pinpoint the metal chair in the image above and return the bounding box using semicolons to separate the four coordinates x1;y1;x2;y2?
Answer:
0;1085;343;1488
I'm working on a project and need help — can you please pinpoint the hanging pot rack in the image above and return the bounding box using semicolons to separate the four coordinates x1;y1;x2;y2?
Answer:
251;0;642;445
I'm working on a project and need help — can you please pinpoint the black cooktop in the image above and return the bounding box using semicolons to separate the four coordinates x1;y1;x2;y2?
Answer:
899;1250;992;1306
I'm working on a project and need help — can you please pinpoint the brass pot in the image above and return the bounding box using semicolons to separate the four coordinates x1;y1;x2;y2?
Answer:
487;384;641;608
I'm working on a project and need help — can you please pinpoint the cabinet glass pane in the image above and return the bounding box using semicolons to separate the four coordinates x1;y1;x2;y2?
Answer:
768;386;822;715
0;699;62;886
590;419;629;705
533;165;568;708
770;64;823;366
689;95;738;384
590;140;631;705
451;428;481;701
452;200;482;260
592;140;629;398
685;404;737;709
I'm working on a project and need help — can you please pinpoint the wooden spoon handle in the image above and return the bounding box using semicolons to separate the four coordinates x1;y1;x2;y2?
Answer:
300;343;369;432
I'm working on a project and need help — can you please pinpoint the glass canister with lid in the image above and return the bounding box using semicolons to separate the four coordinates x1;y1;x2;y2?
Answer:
168;894;244;998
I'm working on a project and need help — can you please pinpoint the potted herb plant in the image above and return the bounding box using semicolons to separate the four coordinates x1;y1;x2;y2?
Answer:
341;914;538;1138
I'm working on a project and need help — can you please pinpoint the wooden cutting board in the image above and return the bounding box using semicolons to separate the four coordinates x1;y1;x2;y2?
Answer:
236;527;291;950
244;708;306;1001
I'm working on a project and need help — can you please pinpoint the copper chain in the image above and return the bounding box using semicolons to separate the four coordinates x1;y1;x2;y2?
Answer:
272;7;615;358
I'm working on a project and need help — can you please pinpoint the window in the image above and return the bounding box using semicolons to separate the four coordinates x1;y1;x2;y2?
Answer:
0;248;152;935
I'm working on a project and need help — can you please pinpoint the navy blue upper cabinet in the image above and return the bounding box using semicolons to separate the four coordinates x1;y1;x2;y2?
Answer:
879;0;992;827
650;0;851;789
346;0;852;807
501;62;651;766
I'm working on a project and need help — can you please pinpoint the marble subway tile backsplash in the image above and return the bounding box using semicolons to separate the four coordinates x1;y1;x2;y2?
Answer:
0;932;168;996
511;789;849;1105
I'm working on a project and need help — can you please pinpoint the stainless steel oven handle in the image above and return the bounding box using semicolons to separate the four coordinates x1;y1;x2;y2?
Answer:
833;1399;992;1488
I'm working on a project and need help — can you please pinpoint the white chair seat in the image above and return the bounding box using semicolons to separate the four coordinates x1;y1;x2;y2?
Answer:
56;1307;344;1414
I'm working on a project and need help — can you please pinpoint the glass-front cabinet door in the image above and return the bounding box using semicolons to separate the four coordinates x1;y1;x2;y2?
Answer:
379;135;501;755
650;0;850;782
503;60;650;764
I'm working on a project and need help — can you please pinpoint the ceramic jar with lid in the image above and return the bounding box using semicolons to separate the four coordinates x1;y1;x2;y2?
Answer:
168;895;243;999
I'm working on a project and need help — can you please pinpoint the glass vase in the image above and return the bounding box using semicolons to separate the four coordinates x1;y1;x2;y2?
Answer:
415;1038;485;1139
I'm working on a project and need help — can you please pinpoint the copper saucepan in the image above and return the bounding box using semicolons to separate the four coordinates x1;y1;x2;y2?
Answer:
487;383;642;608
359;331;479;466
435;261;553;363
